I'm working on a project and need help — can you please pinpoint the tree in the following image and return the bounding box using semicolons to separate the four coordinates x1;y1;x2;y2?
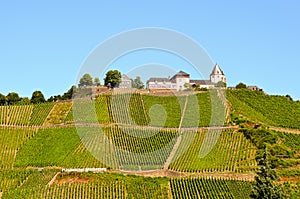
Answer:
31;91;46;104
285;94;293;101
216;81;227;88
0;93;6;105
6;92;20;105
62;85;76;100
251;148;284;199
132;76;144;89
21;97;31;105
236;82;247;89
94;77;101;86
79;73;93;87
104;70;121;88
47;96;55;102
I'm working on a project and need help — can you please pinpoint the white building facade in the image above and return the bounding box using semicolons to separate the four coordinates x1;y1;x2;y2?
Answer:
210;64;226;84
147;64;226;90
118;74;132;89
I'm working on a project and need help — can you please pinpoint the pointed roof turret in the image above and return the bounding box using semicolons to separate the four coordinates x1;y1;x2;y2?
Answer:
210;64;224;76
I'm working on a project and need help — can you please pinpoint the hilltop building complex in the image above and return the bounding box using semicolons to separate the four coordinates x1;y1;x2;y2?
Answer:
146;64;226;91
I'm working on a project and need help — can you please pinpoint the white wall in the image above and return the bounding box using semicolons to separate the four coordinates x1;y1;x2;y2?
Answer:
176;77;190;91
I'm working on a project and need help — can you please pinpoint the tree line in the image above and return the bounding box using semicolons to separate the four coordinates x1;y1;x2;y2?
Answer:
0;70;144;105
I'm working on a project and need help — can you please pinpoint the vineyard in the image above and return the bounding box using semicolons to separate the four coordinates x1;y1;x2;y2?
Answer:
0;126;37;169
227;89;300;129
0;92;224;128
170;177;252;199
0;90;300;197
169;130;257;173
1;171;255;199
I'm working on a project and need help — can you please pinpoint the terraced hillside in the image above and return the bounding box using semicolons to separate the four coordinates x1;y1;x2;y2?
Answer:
227;89;300;129
1;90;300;198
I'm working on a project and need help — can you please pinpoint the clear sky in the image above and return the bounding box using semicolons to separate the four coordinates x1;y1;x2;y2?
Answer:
0;1;299;99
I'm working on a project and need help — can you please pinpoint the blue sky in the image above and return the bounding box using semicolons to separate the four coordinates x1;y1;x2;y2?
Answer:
0;1;299;99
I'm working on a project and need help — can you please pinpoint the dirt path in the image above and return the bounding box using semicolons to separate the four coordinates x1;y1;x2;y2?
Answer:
47;172;61;185
270;127;300;134
217;89;231;123
114;169;255;181
163;96;188;170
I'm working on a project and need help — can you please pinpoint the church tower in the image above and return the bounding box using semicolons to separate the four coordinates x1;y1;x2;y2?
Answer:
210;64;226;84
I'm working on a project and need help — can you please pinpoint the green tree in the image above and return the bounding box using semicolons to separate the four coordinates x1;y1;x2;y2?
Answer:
21;97;31;104
251;148;284;199
0;93;6;105
31;91;46;104
94;77;101;86
6;92;20;105
132;76;144;89
79;73;93;87
104;70;121;88
236;82;247;89
62;85;76;100
215;81;227;88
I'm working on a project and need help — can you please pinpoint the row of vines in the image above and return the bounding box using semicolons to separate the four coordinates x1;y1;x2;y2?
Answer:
227;89;300;129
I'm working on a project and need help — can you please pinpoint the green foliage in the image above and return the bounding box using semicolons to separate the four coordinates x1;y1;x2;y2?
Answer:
95;95;111;123
227;89;300;129
4;172;169;199
0;104;33;125
29;102;54;125
79;73;93;87
241;128;300;169
15;127;80;167
170;178;251;199
143;95;181;128
169;130;257;172
227;180;253;199
30;90;46;104
62;85;76;100
216;81;227;87
104;70;121;88
20;97;30;105
240;129;278;149
6;92;20;105
282;182;300;199
108;126;177;170
0;93;7;105
0;127;37;169
94;77;100;86
236;82;247;89
44;102;72;125
277;169;300;177
0;169;33;193
132;76;144;89
128;93;148;125
251;148;285;198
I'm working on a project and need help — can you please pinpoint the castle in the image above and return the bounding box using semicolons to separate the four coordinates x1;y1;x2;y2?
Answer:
146;64;226;91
